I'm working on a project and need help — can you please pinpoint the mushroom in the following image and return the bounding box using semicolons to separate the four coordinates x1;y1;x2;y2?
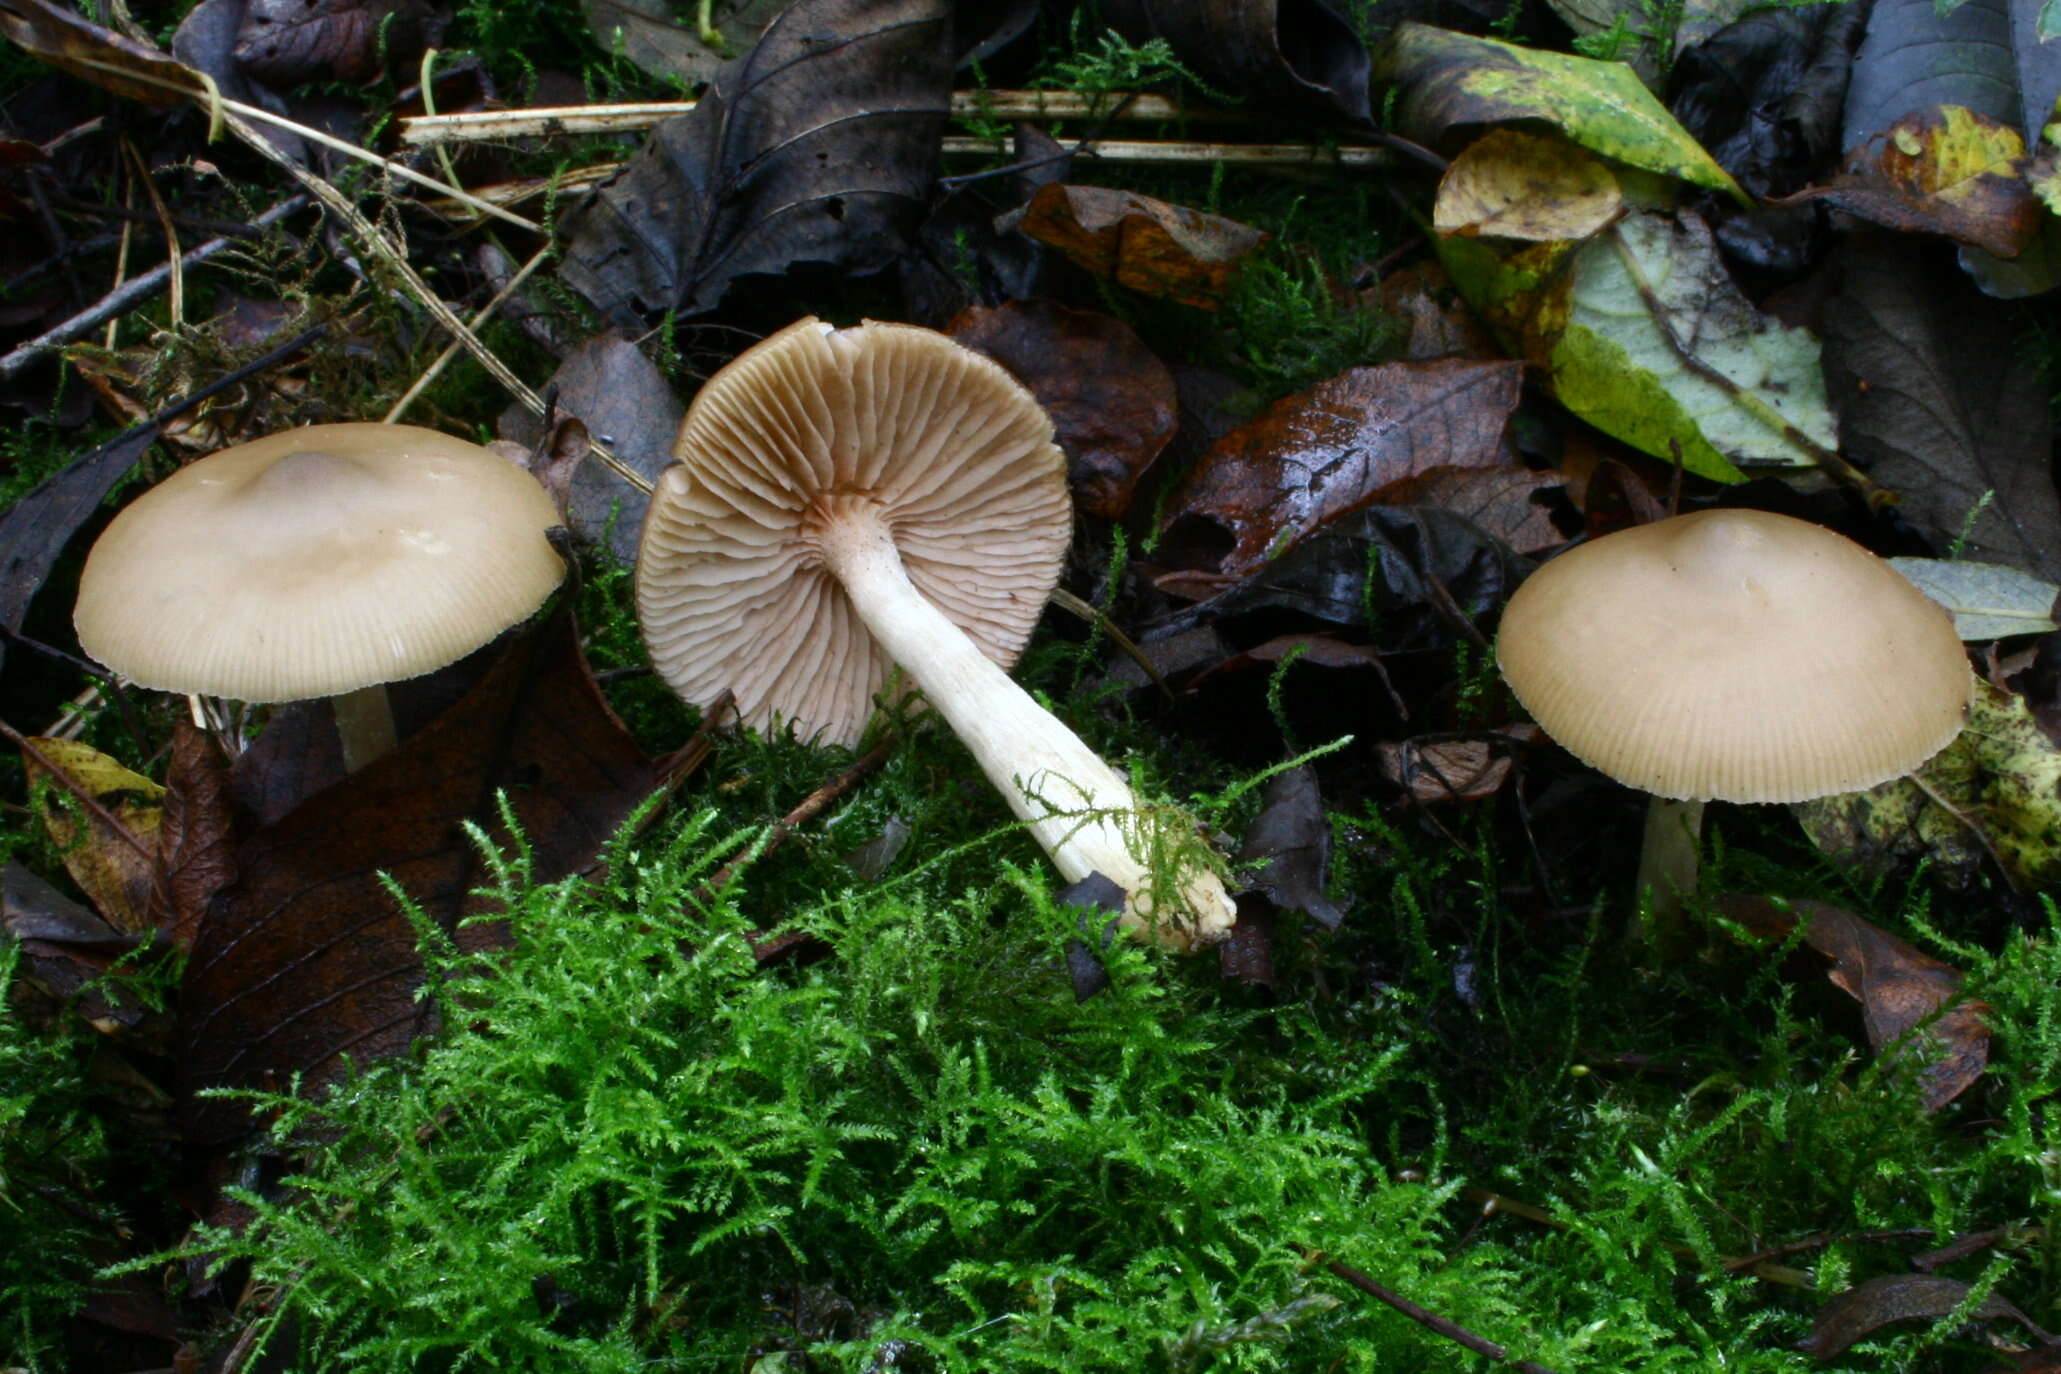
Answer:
1495;508;1970;920
637;318;1234;950
74;422;565;771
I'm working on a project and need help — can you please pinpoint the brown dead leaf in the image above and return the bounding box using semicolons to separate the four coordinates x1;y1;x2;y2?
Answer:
1718;895;1989;1112
1378;726;1539;804
1159;358;1522;579
947;299;1178;519
3;862;166;1044
0;0;208;107
1799;1275;2044;1359
1018;183;1269;310
1236;765;1343;929
1367;259;1501;362
235;0;430;84
1781;107;2041;260
149;719;235;952
24;738;163;935
1375;465;1566;553
178;606;658;1143
1434;129;1623;243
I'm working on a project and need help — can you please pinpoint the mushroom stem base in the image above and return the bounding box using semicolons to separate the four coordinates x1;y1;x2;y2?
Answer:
1636;796;1705;934
816;505;1234;950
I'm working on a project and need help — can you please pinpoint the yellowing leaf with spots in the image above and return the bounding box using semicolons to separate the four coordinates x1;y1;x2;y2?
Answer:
1375;23;1749;205
1780;106;2042;258
1439;210;1835;482
24;736;164;933
1434;130;1624;242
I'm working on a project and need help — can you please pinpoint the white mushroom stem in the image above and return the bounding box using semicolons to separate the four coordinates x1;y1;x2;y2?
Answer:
1636;796;1705;930
815;505;1236;950
332;684;399;774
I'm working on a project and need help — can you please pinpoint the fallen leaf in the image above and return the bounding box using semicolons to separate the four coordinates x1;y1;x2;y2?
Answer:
1798;1275;2041;1358
1781;106;2043;259
1217;903;1276;988
1888;558;2060;640
0;0;209;108
947;299;1178;519
1434;129;1623;243
148;719;236;952
580;0;789;90
178;607;658;1143
1378;726;1539;805
559;0;952;321
1671;0;1867;198
3;862;163;1043
1718;895;1990;1112
0;427;155;677
1158;358;1523;578
1794;677;2061;892
1367;259;1502;361
1374;465;1567;554
1099;0;1372;121
1236;765;1343;928
1821;234;2061;582
1374;22;1747;201
1017;183;1269;310
1442;209;1837;482
24;738;163;935
234;0;428;85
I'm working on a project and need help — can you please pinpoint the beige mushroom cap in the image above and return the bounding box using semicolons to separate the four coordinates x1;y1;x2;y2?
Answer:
638;317;1071;745
1496;508;1970;803
75;423;564;702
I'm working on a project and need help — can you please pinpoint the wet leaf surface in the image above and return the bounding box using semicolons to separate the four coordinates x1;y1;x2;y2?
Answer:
1099;0;1372;120
1719;895;1990;1112
1798;1274;2040;1357
1235;765;1343;928
178;607;656;1143
1821;234;2061;581
233;0;430;85
1671;0;1867;198
1433;129;1622;243
1158;359;1523;579
1016;183;1269;309
148;719;236;952
0;0;209;107
0;427;155;676
948;299;1178;520
580;0;790;90
1888;557;2060;640
560;0;953;321
24;737;162;935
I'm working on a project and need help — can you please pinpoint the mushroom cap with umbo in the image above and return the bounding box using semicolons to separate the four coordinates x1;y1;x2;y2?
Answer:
637;317;1071;745
1495;508;1970;804
75;422;565;702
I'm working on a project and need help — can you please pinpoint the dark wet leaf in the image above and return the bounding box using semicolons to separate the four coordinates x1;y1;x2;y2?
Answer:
179;607;657;1143
229;701;348;829
500;335;682;568
1779;107;2043;258
149;719;236;952
173;0;308;161
1017;183;1269;310
581;0;790;90
1719;895;1990;1112
1671;0;1868;198
234;0;430;85
1821;234;2061;582
1798;1274;2039;1358
1148;505;1532;650
1236;765;1343;928
4;863;164;1042
1099;0;1372;121
1217;903;1276;987
947;300;1178;519
0;427;154;677
1060;872;1126;1003
1375;465;1565;554
0;0;208;107
1158;359;1522;579
559;0;953;322
1844;0;2061;147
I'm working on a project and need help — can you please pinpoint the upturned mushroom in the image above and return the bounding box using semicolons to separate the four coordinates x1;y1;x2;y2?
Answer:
1495;508;1970;918
637;318;1234;950
74;422;565;771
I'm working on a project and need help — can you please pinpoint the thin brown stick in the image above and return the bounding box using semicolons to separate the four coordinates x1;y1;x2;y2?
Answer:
382;241;552;423
0;195;311;379
0;715;157;862
702;741;896;895
1298;1246;1559;1373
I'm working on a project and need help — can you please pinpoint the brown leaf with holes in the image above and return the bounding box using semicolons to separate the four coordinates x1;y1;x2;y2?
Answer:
1718;895;1989;1112
149;719;236;952
178;607;657;1143
947;299;1178;518
1159;358;1522;579
1378;726;1539;804
1018;183;1268;309
1799;1275;2042;1358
